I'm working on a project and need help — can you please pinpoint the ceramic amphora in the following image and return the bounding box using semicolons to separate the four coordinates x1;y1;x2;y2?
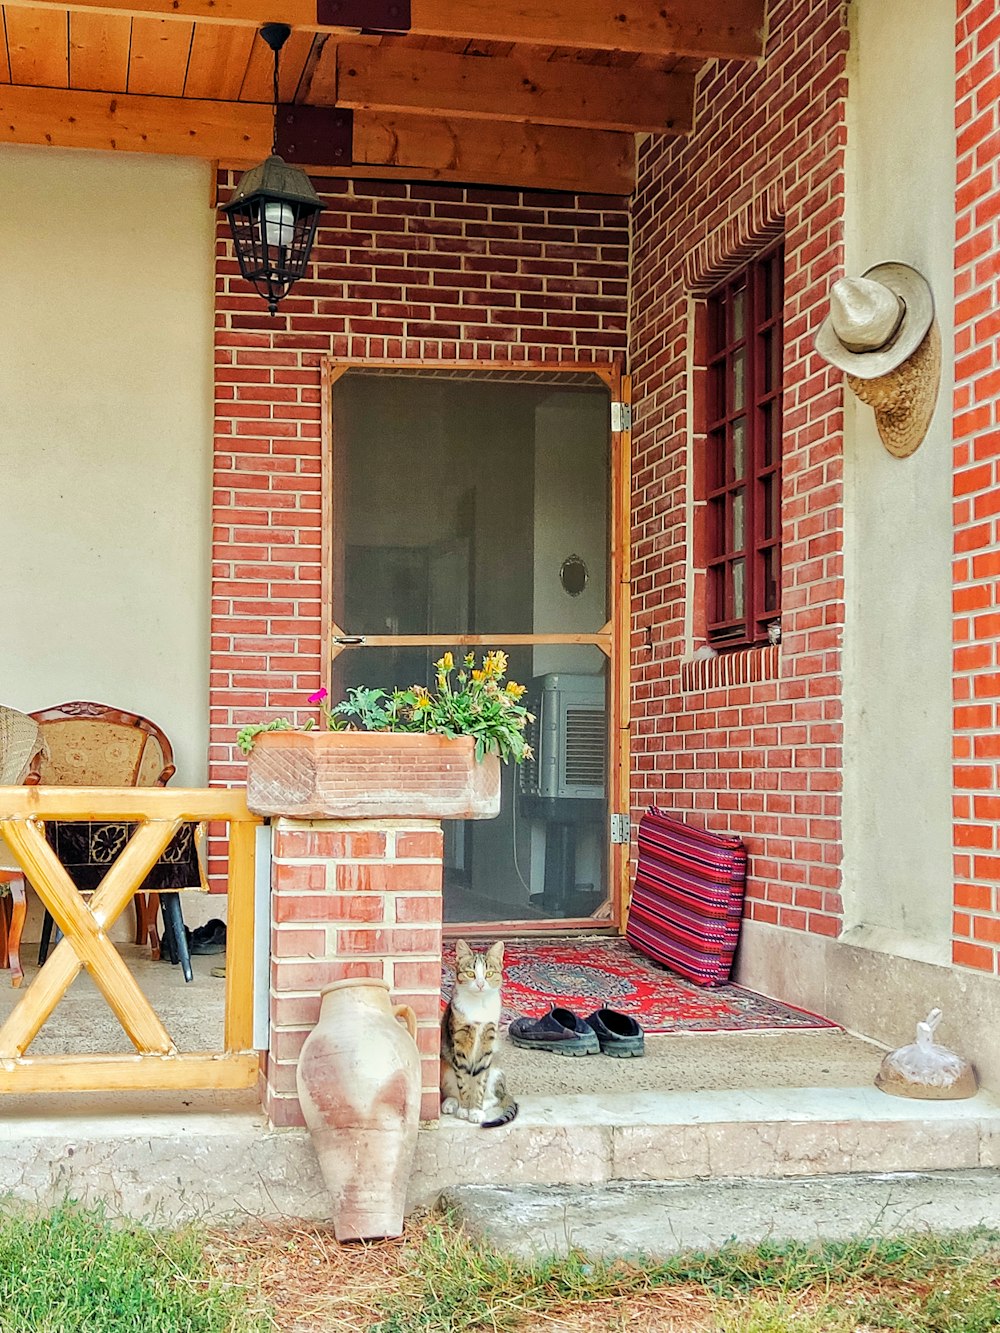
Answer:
296;977;421;1241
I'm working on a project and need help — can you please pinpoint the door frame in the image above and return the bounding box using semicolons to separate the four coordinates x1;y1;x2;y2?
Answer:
320;356;632;935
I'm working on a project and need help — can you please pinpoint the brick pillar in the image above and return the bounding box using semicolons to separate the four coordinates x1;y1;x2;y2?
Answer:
265;818;443;1127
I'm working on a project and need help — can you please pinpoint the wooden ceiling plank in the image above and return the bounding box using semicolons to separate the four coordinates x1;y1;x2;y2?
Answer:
127;16;192;95
4;7;68;87
336;42;694;134
69;12;131;90
1;81;269;155
0;12;12;83
0;82;633;192
10;0;766;59
237;25;313;101
352;109;634;192
413;0;765;57
184;23;254;100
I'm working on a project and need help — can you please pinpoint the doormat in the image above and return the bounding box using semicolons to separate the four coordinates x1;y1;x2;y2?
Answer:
441;937;838;1035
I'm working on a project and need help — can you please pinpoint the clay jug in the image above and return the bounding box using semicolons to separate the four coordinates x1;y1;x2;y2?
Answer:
296;977;421;1241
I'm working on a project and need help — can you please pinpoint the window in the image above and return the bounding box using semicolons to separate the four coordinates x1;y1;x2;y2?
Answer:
705;244;783;646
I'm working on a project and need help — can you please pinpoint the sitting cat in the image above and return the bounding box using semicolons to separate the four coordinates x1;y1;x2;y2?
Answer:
440;940;518;1128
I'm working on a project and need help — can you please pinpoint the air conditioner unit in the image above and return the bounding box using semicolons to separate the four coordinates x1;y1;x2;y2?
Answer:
522;673;606;801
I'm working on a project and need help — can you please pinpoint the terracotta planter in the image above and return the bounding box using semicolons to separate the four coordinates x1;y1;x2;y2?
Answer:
296;978;421;1241
246;730;501;820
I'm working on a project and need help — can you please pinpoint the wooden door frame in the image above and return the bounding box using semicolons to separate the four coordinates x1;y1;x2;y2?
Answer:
320;356;632;935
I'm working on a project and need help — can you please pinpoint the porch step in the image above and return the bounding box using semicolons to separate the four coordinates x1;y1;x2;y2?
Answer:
441;1169;1000;1259
1;1081;997;1224
408;1085;1000;1205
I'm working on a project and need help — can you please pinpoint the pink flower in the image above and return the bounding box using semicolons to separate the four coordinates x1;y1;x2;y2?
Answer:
307;688;329;704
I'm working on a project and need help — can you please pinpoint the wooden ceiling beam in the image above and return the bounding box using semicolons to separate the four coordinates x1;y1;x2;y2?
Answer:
10;0;766;59
332;43;696;135
0;83;635;193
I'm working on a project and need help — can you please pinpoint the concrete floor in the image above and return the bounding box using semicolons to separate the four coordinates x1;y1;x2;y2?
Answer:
503;1028;885;1094
0;945;226;1055
0;943;882;1094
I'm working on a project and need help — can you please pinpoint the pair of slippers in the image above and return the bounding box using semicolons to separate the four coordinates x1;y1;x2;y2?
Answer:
190;918;226;955
508;1007;644;1058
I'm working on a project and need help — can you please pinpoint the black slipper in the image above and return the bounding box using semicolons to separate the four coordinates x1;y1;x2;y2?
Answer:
507;1007;600;1056
190;918;227;955
585;1008;645;1058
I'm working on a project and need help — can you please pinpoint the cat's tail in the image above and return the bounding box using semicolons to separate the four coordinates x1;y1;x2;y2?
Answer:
481;1099;518;1129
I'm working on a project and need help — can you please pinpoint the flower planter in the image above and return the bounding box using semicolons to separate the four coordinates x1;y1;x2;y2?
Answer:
245;730;501;820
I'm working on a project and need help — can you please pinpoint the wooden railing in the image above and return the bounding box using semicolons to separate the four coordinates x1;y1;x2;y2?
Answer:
0;787;261;1094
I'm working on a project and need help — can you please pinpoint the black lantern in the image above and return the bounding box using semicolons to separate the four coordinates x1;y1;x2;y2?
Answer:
222;23;323;314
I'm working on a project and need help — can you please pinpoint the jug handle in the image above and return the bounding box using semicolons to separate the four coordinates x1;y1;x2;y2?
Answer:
393;1004;418;1041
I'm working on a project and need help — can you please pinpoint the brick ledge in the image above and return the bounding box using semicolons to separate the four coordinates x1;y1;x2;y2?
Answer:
680;644;780;693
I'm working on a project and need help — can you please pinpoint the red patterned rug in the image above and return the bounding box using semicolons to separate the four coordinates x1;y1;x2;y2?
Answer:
441;938;837;1034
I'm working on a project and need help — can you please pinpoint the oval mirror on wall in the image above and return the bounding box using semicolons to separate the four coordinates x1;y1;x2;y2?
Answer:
559;554;589;597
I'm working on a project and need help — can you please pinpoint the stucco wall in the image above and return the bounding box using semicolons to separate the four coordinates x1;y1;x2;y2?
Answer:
840;0;956;960
0;146;215;783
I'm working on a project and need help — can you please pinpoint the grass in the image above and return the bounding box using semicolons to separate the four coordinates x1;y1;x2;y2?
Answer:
0;1201;273;1333
363;1220;1000;1332
207;1212;1000;1333
3;1203;999;1332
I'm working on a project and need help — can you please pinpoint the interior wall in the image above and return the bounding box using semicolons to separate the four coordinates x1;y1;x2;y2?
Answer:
532;392;610;679
840;0;955;959
0;146;215;784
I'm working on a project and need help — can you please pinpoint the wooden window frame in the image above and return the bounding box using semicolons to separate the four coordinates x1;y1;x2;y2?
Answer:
704;243;784;648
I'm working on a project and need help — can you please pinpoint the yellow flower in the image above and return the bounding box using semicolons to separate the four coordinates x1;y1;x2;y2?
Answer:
442;652;454;670
464;653;476;668
471;669;486;682
505;681;526;699
415;695;432;711
483;650;508;678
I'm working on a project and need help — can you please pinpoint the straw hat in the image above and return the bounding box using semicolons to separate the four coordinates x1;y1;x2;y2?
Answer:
816;263;940;458
816;263;934;378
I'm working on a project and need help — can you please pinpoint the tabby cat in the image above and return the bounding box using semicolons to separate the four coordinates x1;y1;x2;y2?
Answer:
440;940;518;1128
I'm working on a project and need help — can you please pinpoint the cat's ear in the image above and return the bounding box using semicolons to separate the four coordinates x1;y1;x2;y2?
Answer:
455;939;472;960
486;941;504;968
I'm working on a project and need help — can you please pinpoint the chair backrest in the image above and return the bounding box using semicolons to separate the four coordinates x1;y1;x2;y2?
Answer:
0;706;45;786
30;702;175;788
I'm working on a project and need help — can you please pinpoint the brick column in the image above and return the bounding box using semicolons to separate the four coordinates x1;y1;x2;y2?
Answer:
265;818;443;1127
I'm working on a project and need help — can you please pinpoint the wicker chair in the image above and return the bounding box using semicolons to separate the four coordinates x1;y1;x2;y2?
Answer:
0;706;45;986
29;702;198;980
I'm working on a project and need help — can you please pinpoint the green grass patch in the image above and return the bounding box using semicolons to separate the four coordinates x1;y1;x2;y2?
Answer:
369;1217;1000;1333
0;1201;272;1333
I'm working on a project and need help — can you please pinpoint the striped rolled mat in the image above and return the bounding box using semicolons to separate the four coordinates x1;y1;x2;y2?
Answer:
626;807;748;986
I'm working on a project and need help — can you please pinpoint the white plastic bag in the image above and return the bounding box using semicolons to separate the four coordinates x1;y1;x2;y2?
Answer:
875;1008;977;1100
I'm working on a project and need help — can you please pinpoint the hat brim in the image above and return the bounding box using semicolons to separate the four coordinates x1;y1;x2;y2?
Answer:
816;262;935;378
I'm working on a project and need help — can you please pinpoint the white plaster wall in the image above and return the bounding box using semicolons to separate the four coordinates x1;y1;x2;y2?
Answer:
840;0;955;960
0;146;215;784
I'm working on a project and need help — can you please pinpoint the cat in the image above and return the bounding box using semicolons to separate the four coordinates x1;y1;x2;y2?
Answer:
440;940;518;1128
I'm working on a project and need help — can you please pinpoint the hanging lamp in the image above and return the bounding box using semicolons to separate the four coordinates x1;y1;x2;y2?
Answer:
221;23;324;314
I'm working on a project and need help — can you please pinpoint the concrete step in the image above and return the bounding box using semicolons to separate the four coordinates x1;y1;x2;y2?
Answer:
408;1085;1000;1205
441;1169;1000;1259
2;1073;997;1222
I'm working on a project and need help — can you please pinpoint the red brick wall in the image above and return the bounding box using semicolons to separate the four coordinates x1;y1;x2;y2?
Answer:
629;0;849;937
952;0;1000;975
267;819;444;1127
211;179;629;811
